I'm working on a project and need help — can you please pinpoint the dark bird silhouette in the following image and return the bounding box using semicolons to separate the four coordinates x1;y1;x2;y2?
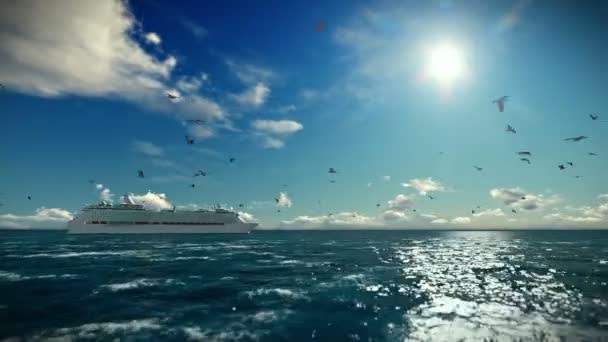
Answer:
239;203;244;208
473;166;483;171
88;179;95;184
589;152;597;156
277;209;281;213
590;114;599;120
506;124;517;134
190;184;196;188
574;175;583;179
166;92;180;100
376;203;381;207
193;169;207;177
315;21;326;30
229;157;236;163
512;209;517;213
558;164;565;170
27;196;31;200
137;170;145;178
428;195;435;200
328;167;337;174
564;136;589;142
521;196;526;200
520;158;531;164
274;198;279;203
567;162;574;167
493;96;509;112
329;180;336;183
472;209;476;214
185;135;195;145
412;209;417;212
518;151;531;156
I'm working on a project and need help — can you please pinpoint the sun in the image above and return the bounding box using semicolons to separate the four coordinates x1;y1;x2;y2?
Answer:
427;44;465;85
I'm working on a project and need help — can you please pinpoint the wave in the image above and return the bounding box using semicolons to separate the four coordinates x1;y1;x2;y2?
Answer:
7;250;147;258
98;278;184;292
244;287;309;300
0;271;77;282
39;319;162;339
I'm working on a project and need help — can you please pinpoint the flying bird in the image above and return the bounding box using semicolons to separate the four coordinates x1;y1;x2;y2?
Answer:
328;168;337;174
492;96;509;112
190;184;196;188
520;158;531;164
274;198;279;204
511;209;517;213
238;203;244;208
588;152;597;156
88;179;95;184
564;136;589;142
472;209;476;214
315;21;326;30
166;92;180;100
137;170;145;178
558;164;565;170
193;170;207;177
428;195;434;200
574;175;583;179
590;114;599;120
185;135;195;145
229;157;236;163
27;196;31;200
506;124;517;134
473;166;483;171
521;196;526;200
329;180;336;183
567;162;574;167
518;151;531;156
376;203;381;207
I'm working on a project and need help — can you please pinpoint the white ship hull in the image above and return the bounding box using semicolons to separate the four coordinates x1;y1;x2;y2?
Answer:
67;220;256;234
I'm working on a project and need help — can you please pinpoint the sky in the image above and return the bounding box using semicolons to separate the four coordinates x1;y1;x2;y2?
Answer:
0;0;607;229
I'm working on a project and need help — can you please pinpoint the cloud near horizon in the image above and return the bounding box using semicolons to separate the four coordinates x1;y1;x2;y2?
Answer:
402;178;445;195
0;207;73;229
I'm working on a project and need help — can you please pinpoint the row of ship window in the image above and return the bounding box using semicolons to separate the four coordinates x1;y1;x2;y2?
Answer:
86;221;224;225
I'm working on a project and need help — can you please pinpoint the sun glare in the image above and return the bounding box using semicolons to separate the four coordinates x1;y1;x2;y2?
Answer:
427;44;465;84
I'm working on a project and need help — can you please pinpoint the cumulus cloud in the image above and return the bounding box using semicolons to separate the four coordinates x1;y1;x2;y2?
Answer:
431;218;448;225
387;194;414;211
276;192;292;208
547;201;608;225
0;0;225;124
0;207;73;229
490;187;560;211
100;188;114;203
132;140;164;157
281;212;375;229
472;208;505;218
144;32;161;45
233;83;270;107
543;213;602;223
252;119;303;149
126;192;174;210
451;217;471;224
381;210;409;222
402;177;445;195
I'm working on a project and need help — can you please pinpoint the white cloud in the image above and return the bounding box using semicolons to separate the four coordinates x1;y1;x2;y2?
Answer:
0;0;226;125
132;140;164;157
451;217;471;224
387;194;414;211
281;212;375;229
176;76;203;93
276;192;292;208
95;184;104;190
252;119;303;149
182;20;207;39
126;192;173;211
233;83;270;107
145;32;161;45
490;187;560;211
402;177;445;195
383;175;391;182
472;208;505;218
252;120;303;135
100;188;114;203
381;210;409;222
187;125;215;140
431;218;448;225
226;60;275;85
0;207;73;229
543;213;602;223
598;194;608;200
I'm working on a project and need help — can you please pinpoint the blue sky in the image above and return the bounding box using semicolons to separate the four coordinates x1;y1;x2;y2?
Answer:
0;0;607;229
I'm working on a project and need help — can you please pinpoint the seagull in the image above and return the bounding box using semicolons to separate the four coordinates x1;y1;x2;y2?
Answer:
428;195;435;200
193;170;207;177
564;136;589;142
521;196;526;200
88;179;95;184
517;151;531;156
190;184;196;188
329;180;336;183
229;157;236;163
574;175;583;179
238;203;244;208
274;198;279;204
185;135;195;145
166;92;180;100
472;209;476;214
137;170;145;178
589;152;598;156
412;209;417;212
567;162;574;167
558;164;565;170
520;158;531;164
27;196;31;200
590;114;599;120
493;96;509;112
512;208;517;213
473;166;483;171
315;21;326;30
506;124;517;134
376;203;381;207
328;167;337;174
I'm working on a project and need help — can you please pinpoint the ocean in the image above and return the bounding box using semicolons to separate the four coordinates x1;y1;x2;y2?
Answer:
1;230;607;341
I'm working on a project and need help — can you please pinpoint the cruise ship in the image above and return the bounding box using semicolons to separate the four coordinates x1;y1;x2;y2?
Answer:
67;196;257;234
